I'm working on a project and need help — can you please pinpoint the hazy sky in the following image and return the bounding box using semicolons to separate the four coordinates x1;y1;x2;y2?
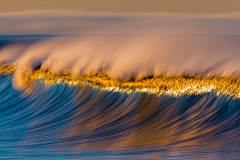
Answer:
0;0;240;13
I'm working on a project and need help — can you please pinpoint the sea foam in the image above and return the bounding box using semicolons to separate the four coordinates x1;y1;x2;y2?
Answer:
1;11;240;80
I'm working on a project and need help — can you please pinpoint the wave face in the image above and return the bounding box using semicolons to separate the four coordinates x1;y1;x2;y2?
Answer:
1;74;240;159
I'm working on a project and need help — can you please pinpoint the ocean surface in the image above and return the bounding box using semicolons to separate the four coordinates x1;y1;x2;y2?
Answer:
0;36;240;159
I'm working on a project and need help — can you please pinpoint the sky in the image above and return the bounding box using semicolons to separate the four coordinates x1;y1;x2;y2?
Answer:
0;0;240;14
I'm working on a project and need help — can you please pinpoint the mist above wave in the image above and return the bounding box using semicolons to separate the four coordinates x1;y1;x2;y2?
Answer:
1;11;240;82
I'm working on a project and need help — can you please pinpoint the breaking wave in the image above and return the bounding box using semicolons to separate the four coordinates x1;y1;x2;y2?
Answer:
1;12;240;159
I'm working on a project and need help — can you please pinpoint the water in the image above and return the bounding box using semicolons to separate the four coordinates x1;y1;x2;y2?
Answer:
0;73;240;159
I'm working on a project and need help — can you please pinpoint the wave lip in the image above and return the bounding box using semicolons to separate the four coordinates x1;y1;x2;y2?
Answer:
1;65;240;98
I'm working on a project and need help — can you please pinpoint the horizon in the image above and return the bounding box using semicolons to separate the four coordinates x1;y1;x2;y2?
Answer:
0;0;240;14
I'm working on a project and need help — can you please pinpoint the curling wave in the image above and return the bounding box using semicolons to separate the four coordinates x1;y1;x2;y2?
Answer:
1;11;240;160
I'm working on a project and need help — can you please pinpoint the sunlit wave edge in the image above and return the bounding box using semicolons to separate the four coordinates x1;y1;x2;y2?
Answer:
1;64;240;98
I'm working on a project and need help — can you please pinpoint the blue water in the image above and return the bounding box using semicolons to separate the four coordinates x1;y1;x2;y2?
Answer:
0;74;240;159
0;36;240;159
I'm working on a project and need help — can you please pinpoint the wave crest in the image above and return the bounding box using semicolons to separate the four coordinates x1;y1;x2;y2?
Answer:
1;36;240;80
1;12;240;95
1;65;240;98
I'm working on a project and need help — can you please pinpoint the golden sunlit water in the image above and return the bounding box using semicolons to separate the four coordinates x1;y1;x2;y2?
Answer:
1;64;240;98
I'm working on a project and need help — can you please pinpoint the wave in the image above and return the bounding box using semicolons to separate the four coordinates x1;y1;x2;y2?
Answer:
2;11;240;160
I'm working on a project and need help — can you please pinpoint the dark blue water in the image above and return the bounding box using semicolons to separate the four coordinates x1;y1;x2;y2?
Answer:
0;74;240;159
